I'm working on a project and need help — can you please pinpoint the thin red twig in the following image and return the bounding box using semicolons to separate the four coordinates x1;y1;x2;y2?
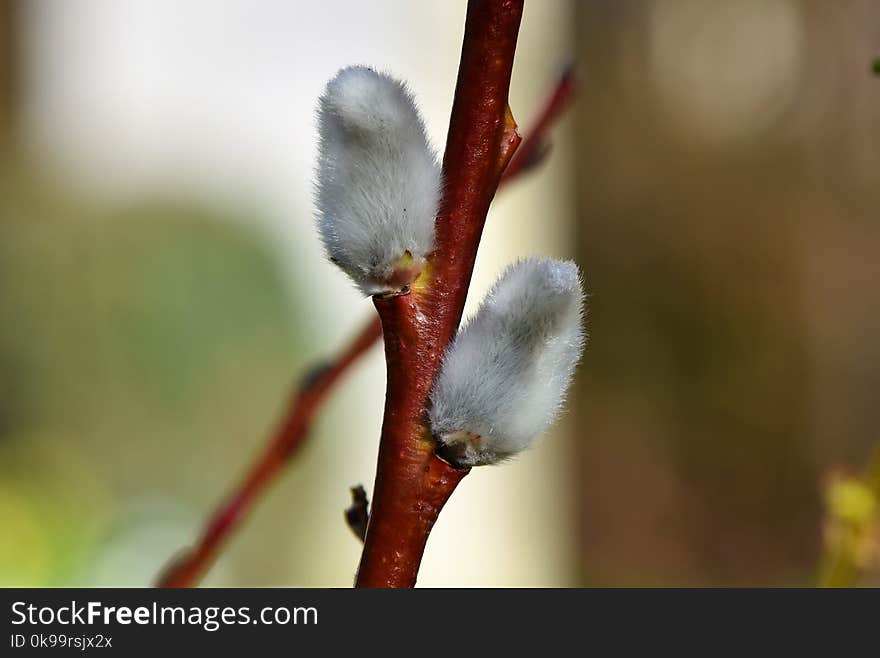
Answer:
156;317;382;587
502;65;576;182
355;0;524;588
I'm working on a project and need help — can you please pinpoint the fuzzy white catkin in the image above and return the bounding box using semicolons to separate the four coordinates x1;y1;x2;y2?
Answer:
315;66;441;295
428;258;586;467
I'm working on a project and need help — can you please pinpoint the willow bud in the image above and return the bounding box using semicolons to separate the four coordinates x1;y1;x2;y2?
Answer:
429;258;586;467
315;66;441;295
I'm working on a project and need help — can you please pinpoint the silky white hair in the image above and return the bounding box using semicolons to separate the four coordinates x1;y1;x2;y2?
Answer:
428;258;586;467
315;66;441;295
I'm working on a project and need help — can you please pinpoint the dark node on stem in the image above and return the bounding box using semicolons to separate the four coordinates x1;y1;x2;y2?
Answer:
516;141;552;174
373;284;411;301
300;360;332;391
345;485;370;543
873;55;880;76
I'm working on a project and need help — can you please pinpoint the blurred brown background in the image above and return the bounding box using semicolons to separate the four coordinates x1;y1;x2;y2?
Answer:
1;1;878;586
573;0;880;586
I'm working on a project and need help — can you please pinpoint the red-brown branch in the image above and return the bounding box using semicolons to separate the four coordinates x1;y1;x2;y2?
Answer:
355;0;524;588
158;0;572;588
353;294;470;587
156;316;382;587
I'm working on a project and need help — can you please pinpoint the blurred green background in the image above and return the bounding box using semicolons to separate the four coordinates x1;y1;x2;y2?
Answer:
1;0;878;587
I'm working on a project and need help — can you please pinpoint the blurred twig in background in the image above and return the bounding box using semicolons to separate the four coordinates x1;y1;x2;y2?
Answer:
502;65;576;183
156;317;381;587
